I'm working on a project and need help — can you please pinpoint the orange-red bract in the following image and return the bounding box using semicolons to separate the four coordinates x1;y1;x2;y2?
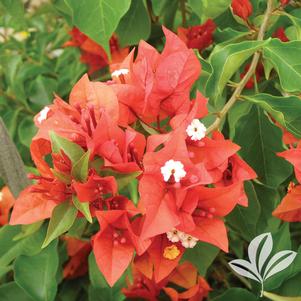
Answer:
63;236;92;279
178;19;216;51
231;0;253;21
0;186;15;226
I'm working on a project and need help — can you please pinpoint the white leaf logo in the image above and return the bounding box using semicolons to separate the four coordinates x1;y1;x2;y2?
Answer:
229;233;297;297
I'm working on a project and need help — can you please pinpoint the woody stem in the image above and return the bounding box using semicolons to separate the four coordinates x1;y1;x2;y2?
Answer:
206;0;273;135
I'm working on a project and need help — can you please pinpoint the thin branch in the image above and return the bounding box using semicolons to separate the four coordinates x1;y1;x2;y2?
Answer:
180;0;187;27
206;0;273;135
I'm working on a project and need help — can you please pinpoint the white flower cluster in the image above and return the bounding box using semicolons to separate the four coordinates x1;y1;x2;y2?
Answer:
37;106;50;124
161;160;186;183
186;119;206;141
166;228;198;248
111;68;129;78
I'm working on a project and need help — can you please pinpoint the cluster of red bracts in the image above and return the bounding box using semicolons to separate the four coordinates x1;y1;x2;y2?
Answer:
9;27;256;293
273;141;301;222
64;27;129;75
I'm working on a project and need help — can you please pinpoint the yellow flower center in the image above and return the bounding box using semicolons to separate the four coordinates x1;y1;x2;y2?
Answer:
163;245;180;260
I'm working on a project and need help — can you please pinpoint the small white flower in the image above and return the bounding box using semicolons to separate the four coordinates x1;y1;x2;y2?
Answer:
111;68;129;78
161;159;186;183
37;106;50;124
49;49;64;59
13;31;30;42
186;119;206;141
0;192;3;202
179;232;198;248
166;228;183;243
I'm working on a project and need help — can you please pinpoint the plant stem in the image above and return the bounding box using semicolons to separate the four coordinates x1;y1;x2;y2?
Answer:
180;0;187;26
206;0;273;135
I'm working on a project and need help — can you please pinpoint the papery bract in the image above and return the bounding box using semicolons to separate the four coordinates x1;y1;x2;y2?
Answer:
178;19;216;51
231;0;253;21
0;186;15;226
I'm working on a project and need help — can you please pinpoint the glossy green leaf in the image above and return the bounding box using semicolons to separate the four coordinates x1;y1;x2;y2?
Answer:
188;0;231;22
13;221;44;241
65;0;131;54
206;40;268;106
14;240;59;301
214;28;251;46
280;11;301;41
226;181;261;241
0;225;46;267
50;131;84;164
232;106;292;187
72;195;92;223
116;0;151;46
42;202;77;248
181;242;219;276
263;39;301;93
0;282;34;301
71;150;90;182
243;93;301;138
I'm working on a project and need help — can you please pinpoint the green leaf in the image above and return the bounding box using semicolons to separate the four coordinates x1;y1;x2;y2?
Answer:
18;117;37;148
139;121;160;135
42;202;77;248
280;11;301;41
188;0;231;22
0;54;22;85
228;101;252;139
0;282;34;301
181;242;219;276
243;93;301;139
101;169;141;191
14;240;59;301
232;106;292;187
226;181;261;241
88;253;125;300
206;40;268;106
128;179;139;205
0;265;13;278
116;0;151;46
263;39;301;93
72;196;92;223
0;225;46;267
212;288;258;301
65;0;131;54
0;0;26;29
50;131;84;164
263;291;301;301
28;75;58;106
13;221;44;241
214;28;251;46
71;150;90;182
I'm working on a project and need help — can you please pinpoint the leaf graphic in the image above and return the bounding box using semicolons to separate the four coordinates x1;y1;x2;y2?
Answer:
247;232;272;274
263;250;297;280
229;259;262;282
258;233;273;273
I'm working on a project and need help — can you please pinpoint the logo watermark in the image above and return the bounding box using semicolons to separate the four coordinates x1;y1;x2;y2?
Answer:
228;232;297;297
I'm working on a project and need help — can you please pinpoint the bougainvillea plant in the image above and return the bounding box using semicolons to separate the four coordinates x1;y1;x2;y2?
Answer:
2;0;301;300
